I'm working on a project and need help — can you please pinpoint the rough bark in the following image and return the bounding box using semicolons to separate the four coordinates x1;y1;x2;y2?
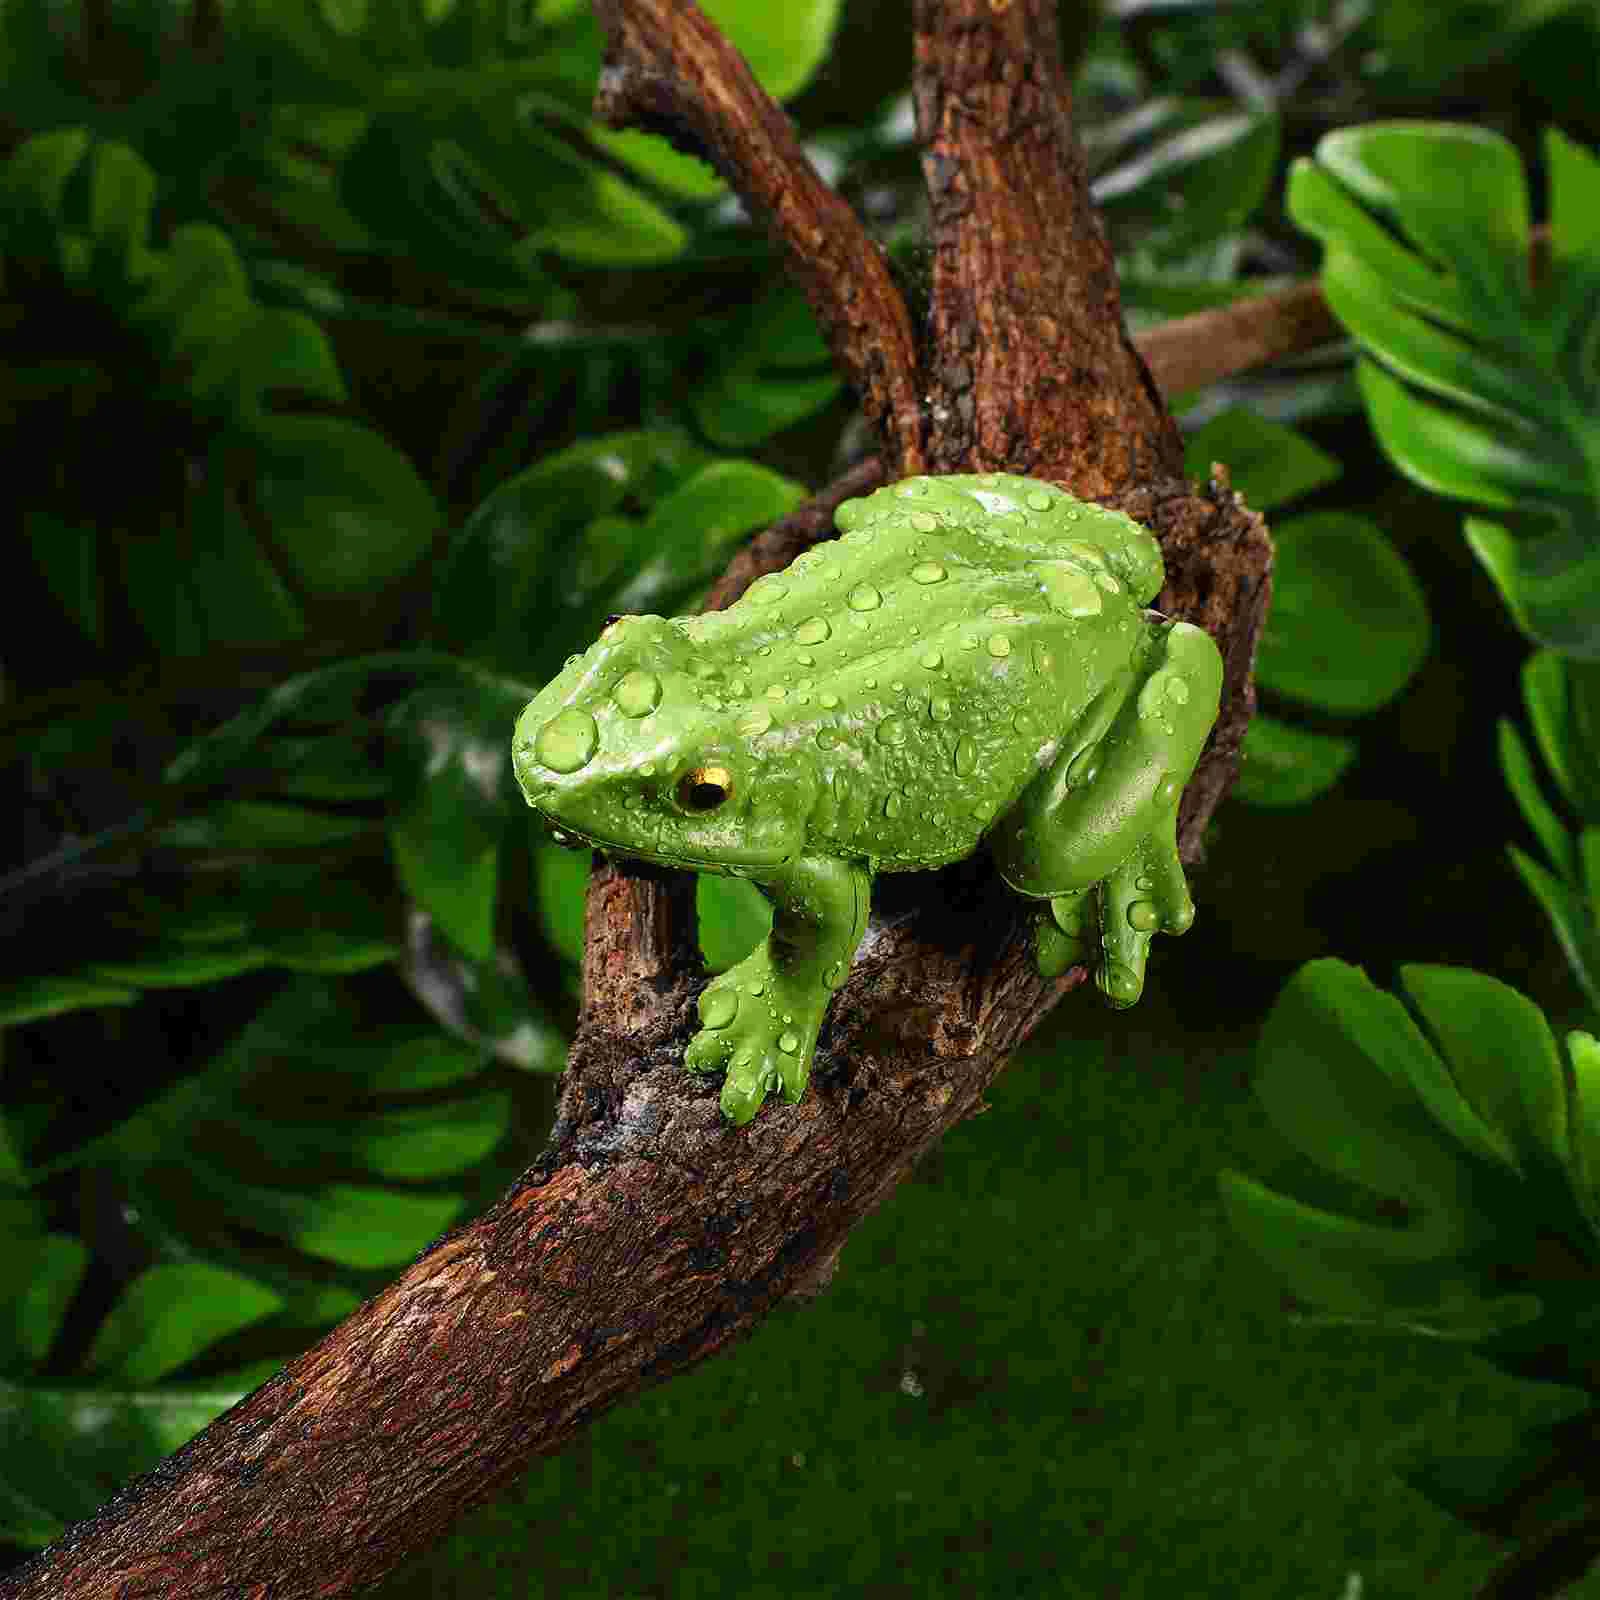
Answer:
0;2;1272;1596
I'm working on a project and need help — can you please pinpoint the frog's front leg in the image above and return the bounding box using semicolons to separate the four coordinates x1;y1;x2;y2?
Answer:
991;620;1223;1006
684;853;871;1125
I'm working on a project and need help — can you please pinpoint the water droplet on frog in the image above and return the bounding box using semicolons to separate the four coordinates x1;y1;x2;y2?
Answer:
747;981;766;997
911;510;938;533
920;649;943;670
1126;900;1161;932
778;1031;801;1054
884;792;903;818
878;715;910;748
1065;746;1098;787
986;603;1018;620
929;695;953;722
533;708;598;773
910;561;947;585
766;684;787;701
738;707;773;737
1026;490;1054;511
848;583;883;611
1165;675;1190;704
953;735;979;776
795;615;831;645
748;579;788;605
820;690;840;709
986;634;1011;658
816;727;838;750
1013;709;1036;736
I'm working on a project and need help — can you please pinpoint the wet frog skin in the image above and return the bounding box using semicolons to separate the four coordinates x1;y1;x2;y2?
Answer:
512;474;1224;1126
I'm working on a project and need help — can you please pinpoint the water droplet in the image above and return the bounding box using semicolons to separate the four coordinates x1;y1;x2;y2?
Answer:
911;510;939;533
1035;560;1102;618
920;649;943;671
986;603;1019;620
1065;746;1099;787
747;579;788;605
910;561;947;585
1165;675;1191;704
929;695;953;722
986;634;1012;658
848;583;883;611
971;800;991;820
778;1031;801;1054
816;727;839;750
1157;776;1182;807
884;792;902;818
1126;900;1161;932
533;708;598;773
795;615;831;645
877;715;909;747
819;690;840;709
611;669;661;717
1094;571;1121;594
1026;489;1054;512
766;684;787;701
953;735;979;776
738;708;773;737
1013;709;1037;736
747;980;766;997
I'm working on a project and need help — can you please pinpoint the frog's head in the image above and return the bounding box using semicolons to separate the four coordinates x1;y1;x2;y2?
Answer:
511;613;815;872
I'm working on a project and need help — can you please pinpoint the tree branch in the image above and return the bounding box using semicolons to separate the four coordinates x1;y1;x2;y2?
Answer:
0;3;1272;1596
591;0;927;473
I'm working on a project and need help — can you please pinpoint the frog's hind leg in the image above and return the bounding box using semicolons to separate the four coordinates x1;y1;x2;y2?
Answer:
995;620;1221;1005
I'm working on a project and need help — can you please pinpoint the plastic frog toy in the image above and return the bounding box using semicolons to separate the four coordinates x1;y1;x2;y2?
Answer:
513;474;1223;1125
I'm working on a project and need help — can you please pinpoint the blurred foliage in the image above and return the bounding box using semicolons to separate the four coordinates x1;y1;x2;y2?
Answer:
2;0;1599;1592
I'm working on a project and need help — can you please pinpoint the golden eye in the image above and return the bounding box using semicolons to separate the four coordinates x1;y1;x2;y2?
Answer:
676;765;733;813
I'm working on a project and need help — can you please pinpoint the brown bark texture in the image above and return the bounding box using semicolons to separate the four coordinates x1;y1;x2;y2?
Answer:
0;2;1273;1596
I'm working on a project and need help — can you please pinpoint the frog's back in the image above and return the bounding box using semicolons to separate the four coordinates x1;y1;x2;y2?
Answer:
684;474;1162;873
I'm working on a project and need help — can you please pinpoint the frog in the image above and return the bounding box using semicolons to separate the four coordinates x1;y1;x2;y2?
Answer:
511;473;1224;1126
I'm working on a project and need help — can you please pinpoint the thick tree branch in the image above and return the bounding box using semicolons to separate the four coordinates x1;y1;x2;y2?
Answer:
0;3;1272;1596
912;0;1182;494
591;0;927;473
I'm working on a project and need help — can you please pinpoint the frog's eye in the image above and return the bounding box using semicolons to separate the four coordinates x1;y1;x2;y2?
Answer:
676;766;733;813
603;614;626;629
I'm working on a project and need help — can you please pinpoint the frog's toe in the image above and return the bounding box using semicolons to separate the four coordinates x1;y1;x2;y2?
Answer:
1099;957;1146;1008
719;1054;778;1126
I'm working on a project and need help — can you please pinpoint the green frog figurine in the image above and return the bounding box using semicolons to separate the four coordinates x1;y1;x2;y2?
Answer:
512;474;1223;1125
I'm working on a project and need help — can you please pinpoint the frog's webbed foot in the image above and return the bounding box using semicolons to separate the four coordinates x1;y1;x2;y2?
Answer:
1034;809;1195;1004
684;950;828;1126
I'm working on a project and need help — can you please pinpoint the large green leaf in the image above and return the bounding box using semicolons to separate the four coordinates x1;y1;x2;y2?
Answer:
1223;961;1600;1352
1256;511;1432;716
1230;715;1356;809
1289;124;1600;659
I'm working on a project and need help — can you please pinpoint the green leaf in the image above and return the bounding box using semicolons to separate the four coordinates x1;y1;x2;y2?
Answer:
159;801;376;851
1399;965;1569;1172
187;1166;465;1268
1181;409;1341;511
1254;961;1522;1242
0;1235;88;1372
608;460;807;618
82;1265;283;1385
87;945;271;989
1231;715;1357;808
1507;847;1600;1015
688;288;842;450
0;975;137;1027
251;414;440;593
236;1090;510;1179
1219;1170;1531;1323
1566;1031;1600;1231
434;431;699;675
1094;105;1280;259
393;824;498;963
702;0;841;100
1498;718;1578;878
23;511;100;641
1256;512;1432;715
1289;122;1600;658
